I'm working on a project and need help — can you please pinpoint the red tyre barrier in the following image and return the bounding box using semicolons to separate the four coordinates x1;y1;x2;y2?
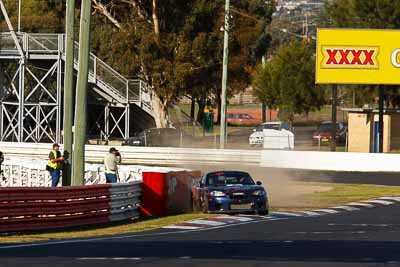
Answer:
140;172;167;216
140;170;201;217
0;182;141;233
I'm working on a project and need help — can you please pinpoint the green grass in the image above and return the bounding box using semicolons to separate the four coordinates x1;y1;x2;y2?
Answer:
276;182;400;211
309;183;400;206
2;182;400;243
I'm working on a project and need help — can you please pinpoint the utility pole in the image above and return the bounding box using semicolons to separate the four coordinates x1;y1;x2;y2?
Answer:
220;0;230;149
330;84;337;152
63;0;75;186
72;0;92;185
261;56;267;123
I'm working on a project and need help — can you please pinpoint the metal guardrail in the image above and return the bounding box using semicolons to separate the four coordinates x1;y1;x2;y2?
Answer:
0;142;261;166
0;182;141;233
109;182;141;222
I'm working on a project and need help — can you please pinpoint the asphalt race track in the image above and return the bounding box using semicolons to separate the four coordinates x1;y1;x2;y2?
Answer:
2;202;400;267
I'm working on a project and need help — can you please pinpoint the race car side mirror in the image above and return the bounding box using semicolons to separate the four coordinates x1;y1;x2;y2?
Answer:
256;181;262;185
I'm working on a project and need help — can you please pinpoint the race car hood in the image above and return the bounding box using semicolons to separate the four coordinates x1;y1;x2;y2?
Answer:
207;185;266;194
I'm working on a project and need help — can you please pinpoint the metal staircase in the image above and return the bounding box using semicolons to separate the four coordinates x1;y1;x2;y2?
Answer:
0;32;154;143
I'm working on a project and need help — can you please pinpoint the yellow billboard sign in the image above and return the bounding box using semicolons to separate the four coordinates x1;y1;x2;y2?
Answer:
316;29;400;84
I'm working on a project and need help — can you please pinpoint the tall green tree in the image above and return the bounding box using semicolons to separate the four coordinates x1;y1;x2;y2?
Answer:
252;41;325;121
90;0;275;126
0;0;64;32
252;63;278;114
2;0;275;127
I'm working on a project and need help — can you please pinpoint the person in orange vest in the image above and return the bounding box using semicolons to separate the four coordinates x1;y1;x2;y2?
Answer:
46;144;64;187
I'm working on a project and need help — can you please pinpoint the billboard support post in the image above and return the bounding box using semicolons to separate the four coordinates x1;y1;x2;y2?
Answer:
378;85;384;153
330;84;337;152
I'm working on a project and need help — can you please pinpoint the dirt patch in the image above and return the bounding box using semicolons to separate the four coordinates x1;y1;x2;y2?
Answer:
269;183;332;208
183;164;334;209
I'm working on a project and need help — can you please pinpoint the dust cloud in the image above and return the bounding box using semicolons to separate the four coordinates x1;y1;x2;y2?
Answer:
183;163;333;209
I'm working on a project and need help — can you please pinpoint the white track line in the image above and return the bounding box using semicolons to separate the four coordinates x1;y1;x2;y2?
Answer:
379;197;400;202
77;258;107;260
297;211;321;216
332;206;360;211
187;219;226;226
222;216;254;222
362;200;393;205
270;212;303;217
162;225;202;230
348;202;375;208
313;209;340;214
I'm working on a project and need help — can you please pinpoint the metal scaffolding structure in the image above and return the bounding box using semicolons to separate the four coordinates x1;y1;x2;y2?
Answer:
0;2;154;143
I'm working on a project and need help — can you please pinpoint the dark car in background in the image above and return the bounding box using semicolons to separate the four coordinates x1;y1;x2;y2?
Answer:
123;128;184;147
192;171;269;215
312;121;347;145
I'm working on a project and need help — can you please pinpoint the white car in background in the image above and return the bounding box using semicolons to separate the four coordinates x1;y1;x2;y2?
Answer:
249;121;294;149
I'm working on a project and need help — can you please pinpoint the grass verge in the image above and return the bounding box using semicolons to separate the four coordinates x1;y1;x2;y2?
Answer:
275;182;400;211
1;182;400;243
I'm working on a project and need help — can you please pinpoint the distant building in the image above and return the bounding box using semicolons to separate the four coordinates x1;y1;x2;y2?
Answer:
229;87;258;105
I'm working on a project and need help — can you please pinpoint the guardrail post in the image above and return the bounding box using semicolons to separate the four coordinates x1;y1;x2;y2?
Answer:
139;80;142;104
125;104;130;139
126;79;129;102
93;56;97;81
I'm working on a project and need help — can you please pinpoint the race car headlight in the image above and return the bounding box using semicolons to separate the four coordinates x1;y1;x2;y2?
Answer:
252;190;266;196
209;191;226;197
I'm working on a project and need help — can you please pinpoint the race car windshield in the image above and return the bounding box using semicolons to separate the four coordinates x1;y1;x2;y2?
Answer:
206;172;255;186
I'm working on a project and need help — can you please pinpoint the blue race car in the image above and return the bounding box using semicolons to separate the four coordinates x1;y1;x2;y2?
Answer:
192;171;269;215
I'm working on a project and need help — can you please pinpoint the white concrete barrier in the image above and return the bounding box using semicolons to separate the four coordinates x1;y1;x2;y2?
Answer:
261;150;400;172
0;142;261;166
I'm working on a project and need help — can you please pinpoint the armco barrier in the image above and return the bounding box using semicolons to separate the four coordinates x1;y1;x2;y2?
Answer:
0;142;261;166
0;182;141;232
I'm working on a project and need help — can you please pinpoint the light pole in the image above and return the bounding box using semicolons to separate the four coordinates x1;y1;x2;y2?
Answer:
220;0;230;149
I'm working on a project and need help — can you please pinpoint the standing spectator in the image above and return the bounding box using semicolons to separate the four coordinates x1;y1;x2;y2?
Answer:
104;147;119;183
47;144;64;187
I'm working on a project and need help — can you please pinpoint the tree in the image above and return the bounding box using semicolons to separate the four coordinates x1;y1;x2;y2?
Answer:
252;63;278;115
326;0;400;29
2;0;275;128
252;41;325;122
90;0;275;127
0;0;64;33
